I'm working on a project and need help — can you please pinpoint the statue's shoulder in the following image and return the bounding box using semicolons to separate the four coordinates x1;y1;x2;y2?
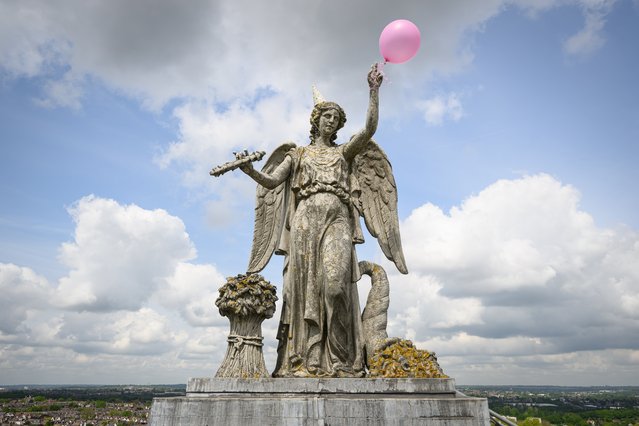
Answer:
284;144;304;161
288;144;303;153
271;141;298;155
260;142;297;173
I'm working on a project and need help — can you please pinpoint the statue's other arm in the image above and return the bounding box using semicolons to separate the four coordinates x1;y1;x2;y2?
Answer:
240;154;293;189
343;64;383;162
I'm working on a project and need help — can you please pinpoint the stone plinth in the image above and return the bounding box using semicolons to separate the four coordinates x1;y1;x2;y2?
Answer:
150;378;489;425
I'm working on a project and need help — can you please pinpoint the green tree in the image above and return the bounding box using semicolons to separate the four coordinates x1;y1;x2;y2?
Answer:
563;412;587;426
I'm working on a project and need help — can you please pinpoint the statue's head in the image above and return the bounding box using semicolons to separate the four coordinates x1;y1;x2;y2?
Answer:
309;101;347;145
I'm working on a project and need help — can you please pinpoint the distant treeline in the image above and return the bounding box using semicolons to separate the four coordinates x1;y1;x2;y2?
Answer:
459;385;639;426
0;384;186;402
491;404;639;426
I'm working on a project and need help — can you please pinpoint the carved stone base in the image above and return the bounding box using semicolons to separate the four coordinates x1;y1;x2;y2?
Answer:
149;378;489;425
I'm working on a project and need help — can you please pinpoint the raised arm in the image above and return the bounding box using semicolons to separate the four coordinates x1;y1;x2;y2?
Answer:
239;154;292;189
343;64;383;162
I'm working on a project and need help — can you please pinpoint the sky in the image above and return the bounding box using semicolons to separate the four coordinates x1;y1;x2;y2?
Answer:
1;0;638;386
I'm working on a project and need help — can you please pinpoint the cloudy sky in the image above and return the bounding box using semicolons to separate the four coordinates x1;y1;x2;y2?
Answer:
1;0;638;386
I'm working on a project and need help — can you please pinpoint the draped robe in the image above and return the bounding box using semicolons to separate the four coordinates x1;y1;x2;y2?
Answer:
272;144;365;378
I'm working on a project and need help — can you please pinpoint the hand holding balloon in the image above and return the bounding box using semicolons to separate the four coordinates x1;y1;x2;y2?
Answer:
379;19;421;64
368;63;384;90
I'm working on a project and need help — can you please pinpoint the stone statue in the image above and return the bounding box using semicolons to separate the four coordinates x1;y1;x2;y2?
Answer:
150;65;475;426
235;64;409;378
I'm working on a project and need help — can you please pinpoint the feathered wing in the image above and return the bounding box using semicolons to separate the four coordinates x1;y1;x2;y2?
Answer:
352;140;408;274
247;142;296;274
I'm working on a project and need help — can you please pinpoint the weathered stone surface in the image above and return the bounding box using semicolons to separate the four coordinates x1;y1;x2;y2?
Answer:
359;260;394;357
186;377;456;395
214;274;277;378
150;378;489;425
232;65;410;378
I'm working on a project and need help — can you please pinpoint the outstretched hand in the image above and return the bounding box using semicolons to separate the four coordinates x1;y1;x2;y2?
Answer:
235;150;254;174
367;63;383;90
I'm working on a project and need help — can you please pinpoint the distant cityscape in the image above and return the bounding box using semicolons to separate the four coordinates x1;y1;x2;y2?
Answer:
459;385;639;426
0;385;184;425
1;384;638;425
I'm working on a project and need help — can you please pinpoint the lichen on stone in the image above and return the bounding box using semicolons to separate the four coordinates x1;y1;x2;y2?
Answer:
367;339;448;379
215;273;278;318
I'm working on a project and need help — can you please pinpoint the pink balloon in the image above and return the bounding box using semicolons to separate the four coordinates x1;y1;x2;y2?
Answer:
379;19;421;64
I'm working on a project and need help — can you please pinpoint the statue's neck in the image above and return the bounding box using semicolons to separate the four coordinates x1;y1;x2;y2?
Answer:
314;136;333;147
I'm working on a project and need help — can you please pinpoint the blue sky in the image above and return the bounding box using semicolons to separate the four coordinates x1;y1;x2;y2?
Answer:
1;0;638;385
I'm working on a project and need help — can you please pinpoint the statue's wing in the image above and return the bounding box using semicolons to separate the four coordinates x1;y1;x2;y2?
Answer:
352;140;408;274
247;142;296;274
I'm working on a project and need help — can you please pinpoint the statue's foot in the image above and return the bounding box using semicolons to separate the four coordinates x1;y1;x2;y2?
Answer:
292;369;311;378
308;365;331;377
289;365;331;378
331;363;365;378
334;369;365;378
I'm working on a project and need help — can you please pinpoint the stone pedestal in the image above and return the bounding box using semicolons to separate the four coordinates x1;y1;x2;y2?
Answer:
150;378;489;425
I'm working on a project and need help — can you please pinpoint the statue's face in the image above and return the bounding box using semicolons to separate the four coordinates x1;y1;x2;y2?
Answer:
318;108;340;136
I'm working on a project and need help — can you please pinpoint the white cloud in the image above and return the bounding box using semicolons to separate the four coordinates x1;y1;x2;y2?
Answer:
418;333;552;357
0;195;233;383
379;174;639;383
0;0;222;109
156;95;309;188
0;0;619;190
2;176;639;384
384;273;484;340
54;195;195;311
0;263;51;334
56;308;187;356
0;2;66;77
155;262;227;327
511;0;558;16
0;0;632;384
1;1;613;110
400;174;609;297
564;0;616;56
34;71;84;110
179;327;229;360
418;92;464;126
441;349;639;385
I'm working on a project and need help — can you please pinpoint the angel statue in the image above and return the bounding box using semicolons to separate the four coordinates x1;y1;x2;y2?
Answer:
236;64;408;378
